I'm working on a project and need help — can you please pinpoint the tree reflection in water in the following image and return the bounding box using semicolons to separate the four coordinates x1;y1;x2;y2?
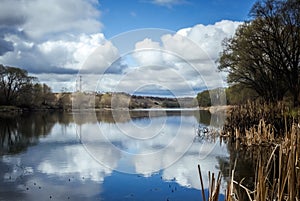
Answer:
0;109;230;201
217;137;276;201
0;112;63;155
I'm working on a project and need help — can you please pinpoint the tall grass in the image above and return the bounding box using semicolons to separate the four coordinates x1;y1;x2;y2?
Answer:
222;101;298;141
199;101;300;200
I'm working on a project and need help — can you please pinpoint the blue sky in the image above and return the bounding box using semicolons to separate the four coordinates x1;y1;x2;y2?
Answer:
0;0;257;96
100;0;255;37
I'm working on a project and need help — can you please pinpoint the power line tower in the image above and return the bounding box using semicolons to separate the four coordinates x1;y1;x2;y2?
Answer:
77;75;82;92
79;75;82;92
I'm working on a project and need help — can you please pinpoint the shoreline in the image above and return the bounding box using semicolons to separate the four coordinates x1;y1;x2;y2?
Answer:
199;105;235;114
0;105;235;115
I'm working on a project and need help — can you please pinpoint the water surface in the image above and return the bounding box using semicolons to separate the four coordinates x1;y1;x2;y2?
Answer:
0;110;229;201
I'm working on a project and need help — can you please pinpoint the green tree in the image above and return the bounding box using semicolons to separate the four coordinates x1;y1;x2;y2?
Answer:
219;0;300;105
196;90;211;107
197;88;227;107
226;84;258;105
251;0;300;106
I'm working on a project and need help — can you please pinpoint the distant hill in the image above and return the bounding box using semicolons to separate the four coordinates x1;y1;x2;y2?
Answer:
72;92;198;109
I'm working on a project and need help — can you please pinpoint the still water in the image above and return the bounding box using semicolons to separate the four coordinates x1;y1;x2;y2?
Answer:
0;110;229;201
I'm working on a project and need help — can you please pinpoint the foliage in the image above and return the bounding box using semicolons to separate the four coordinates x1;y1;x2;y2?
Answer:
225;84;258;105
57;93;71;110
162;99;180;108
196;90;211;107
0;65;35;105
0;65;55;108
219;0;300;106
196;88;226;107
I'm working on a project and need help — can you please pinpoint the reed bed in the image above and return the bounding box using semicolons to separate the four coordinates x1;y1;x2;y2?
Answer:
233;126;300;201
221;101;299;143
199;101;300;201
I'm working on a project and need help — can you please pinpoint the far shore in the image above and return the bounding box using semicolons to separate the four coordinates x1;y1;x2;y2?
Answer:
0;105;235;115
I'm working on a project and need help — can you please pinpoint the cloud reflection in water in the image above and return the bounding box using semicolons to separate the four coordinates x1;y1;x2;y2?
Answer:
0;111;228;201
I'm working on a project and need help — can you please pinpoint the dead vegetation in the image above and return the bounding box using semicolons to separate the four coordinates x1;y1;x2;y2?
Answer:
198;101;300;201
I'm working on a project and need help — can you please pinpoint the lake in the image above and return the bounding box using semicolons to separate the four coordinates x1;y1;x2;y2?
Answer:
0;110;230;201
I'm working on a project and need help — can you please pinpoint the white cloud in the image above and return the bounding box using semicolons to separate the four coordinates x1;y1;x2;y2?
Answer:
32;73;77;92
1;0;102;39
69;20;240;94
178;20;241;60
0;33;105;75
81;40;120;73
111;21;241;96
0;6;241;94
150;0;188;8
133;38;165;66
0;0;103;76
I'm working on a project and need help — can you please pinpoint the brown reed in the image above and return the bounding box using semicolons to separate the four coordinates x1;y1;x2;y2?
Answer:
198;164;223;201
200;101;300;200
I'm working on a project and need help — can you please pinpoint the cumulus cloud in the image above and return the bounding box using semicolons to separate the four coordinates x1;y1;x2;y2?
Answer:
133;38;164;66
0;33;105;74
75;20;240;96
0;0;102;75
110;20;241;96
178;20;241;60
0;0;101;40
81;40;121;74
0;2;240;94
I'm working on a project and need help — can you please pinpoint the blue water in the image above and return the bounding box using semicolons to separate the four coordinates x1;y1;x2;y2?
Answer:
0;110;228;201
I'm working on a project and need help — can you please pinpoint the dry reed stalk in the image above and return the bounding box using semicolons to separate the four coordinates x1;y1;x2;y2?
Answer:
243;119;275;146
198;164;206;201
216;101;300;200
198;164;223;201
230;127;300;201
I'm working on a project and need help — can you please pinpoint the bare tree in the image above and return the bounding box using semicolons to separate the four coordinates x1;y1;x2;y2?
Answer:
0;65;35;105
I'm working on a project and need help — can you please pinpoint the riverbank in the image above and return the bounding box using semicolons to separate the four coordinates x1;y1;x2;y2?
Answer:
0;106;22;116
199;105;235;114
206;101;300;201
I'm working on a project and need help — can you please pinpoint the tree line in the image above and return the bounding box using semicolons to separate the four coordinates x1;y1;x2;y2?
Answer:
197;85;257;107
0;65;196;110
0;64;56;108
216;0;300;107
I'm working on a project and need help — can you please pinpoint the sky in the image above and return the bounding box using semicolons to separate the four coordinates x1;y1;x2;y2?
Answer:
0;0;256;96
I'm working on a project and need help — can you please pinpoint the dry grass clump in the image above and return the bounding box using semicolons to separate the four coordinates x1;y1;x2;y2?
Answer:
221;101;299;145
199;129;300;200
200;101;300;200
233;126;300;200
244;119;275;146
